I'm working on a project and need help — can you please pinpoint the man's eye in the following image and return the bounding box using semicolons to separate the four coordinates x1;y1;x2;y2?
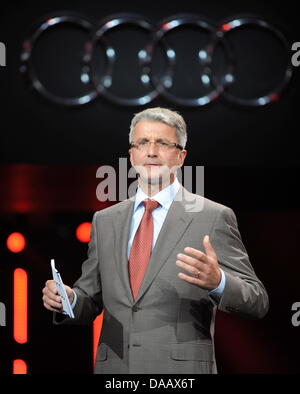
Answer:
139;140;148;145
158;141;168;146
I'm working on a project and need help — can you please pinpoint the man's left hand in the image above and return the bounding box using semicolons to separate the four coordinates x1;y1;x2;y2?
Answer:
176;235;221;290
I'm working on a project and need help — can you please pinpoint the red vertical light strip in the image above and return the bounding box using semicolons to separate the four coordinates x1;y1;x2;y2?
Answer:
93;313;104;365
13;359;27;374
13;268;28;344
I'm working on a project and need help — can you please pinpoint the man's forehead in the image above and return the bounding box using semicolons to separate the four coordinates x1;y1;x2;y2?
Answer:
133;121;177;138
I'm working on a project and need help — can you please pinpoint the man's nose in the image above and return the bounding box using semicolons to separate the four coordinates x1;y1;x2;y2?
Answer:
147;142;158;156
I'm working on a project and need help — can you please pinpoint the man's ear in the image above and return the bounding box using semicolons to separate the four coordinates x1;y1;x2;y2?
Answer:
128;148;133;166
179;149;187;167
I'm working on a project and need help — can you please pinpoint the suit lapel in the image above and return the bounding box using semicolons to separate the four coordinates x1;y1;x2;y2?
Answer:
113;198;135;303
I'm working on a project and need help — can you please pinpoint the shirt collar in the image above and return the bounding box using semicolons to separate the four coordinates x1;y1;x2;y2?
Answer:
134;178;181;212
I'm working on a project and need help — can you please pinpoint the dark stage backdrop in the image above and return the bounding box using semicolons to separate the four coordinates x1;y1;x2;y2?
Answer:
0;0;299;375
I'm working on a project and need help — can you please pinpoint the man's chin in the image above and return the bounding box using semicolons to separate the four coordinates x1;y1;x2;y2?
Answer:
139;173;174;186
135;165;176;186
139;173;161;185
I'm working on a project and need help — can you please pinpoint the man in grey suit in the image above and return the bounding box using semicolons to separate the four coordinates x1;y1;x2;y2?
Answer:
42;107;269;374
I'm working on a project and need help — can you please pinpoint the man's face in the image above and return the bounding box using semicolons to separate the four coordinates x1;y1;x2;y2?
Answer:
129;121;187;186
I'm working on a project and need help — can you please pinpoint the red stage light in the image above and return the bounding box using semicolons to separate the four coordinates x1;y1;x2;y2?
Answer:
7;232;26;253
13;268;28;344
76;222;91;243
13;359;27;374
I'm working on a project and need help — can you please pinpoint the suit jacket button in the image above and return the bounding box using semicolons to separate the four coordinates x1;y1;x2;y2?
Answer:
132;306;139;312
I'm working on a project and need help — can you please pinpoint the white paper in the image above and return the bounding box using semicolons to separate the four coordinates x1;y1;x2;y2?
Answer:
51;259;74;318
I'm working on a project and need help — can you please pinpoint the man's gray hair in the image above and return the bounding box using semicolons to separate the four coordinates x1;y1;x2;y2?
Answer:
129;107;187;148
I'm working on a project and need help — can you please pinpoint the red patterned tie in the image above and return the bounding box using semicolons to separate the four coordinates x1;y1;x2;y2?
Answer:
128;199;160;300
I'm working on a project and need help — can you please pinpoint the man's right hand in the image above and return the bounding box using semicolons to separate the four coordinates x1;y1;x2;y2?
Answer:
42;280;74;313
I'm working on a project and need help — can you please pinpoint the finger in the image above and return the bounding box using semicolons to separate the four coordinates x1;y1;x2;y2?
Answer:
203;235;217;260
177;251;208;268
182;247;208;263
42;287;62;306
43;300;62;313
177;272;204;287
45;280;58;295
42;287;60;302
42;286;61;302
176;259;202;277
43;301;63;313
42;294;62;310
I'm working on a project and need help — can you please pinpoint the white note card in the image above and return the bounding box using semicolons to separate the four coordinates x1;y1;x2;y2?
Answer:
51;259;74;318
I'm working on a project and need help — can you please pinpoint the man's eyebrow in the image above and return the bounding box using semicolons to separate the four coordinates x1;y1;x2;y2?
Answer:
137;137;168;141
136;137;149;142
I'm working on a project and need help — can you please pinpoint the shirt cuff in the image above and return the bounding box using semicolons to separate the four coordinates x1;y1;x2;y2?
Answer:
208;269;226;303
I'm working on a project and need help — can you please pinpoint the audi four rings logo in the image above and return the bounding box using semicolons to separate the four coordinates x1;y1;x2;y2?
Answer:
20;13;293;107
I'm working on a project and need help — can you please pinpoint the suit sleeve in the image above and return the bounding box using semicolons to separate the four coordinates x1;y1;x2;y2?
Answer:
53;211;103;325
210;207;269;319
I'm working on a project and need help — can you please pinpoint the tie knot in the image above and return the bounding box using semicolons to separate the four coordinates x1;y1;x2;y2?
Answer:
143;199;160;213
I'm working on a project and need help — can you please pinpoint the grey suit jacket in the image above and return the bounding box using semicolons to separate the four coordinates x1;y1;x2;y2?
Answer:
59;186;269;374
